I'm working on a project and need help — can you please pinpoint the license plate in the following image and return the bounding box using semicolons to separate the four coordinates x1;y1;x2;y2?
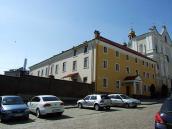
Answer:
52;109;60;112
15;113;23;117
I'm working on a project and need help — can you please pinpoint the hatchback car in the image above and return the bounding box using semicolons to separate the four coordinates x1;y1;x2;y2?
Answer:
155;97;172;129
0;95;29;122
108;94;141;108
27;95;64;118
77;94;111;111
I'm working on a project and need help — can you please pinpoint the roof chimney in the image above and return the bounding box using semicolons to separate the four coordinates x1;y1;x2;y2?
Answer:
94;30;100;38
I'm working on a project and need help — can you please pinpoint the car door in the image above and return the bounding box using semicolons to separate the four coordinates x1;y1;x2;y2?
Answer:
82;96;90;107
115;95;124;106
110;95;123;106
89;96;97;108
29;97;40;113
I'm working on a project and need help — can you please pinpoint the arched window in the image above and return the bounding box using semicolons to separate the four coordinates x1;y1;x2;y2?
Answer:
165;36;167;43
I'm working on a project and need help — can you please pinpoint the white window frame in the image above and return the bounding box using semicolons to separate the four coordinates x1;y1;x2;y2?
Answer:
103;46;108;53
115;63;120;72
63;62;66;72
103;78;108;87
103;60;108;69
84;57;89;69
126;66;130;74
73;61;77;71
115;80;120;89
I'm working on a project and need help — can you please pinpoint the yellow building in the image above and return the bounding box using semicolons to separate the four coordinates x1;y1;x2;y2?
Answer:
94;31;156;96
30;30;157;97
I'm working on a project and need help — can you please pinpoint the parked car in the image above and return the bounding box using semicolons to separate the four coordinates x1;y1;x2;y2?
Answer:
27;95;64;118
155;97;172;129
0;95;29;122
77;94;111;111
108;94;141;108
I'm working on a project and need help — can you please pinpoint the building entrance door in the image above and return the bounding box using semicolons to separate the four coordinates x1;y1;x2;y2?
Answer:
126;86;130;96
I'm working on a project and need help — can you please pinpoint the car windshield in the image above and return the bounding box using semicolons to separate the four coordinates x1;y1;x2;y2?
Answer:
2;97;24;105
42;97;60;101
120;95;130;99
101;95;110;99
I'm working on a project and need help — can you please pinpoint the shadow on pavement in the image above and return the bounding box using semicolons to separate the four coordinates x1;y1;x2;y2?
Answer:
141;99;164;105
3;118;35;125
41;114;73;120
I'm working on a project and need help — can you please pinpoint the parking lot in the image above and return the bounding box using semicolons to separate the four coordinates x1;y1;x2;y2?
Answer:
0;103;161;129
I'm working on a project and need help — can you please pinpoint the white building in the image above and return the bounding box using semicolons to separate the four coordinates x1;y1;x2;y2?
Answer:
128;25;172;91
29;37;97;84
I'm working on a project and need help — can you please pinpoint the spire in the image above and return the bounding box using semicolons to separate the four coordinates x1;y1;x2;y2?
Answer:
128;28;136;40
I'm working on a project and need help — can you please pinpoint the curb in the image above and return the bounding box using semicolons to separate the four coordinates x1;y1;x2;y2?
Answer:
64;105;78;109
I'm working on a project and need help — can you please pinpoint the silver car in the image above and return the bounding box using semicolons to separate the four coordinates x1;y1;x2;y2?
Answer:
77;94;111;111
108;94;141;108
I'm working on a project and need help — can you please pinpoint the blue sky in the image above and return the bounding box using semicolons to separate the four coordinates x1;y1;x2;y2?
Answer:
0;0;172;74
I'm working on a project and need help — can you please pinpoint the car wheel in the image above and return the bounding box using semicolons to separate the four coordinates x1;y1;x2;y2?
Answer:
124;103;130;108
57;112;63;116
0;115;4;123
78;103;83;109
36;109;41;118
94;104;100;111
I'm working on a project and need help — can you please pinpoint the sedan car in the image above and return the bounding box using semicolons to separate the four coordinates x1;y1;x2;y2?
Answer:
108;94;141;108
155;97;172;129
27;95;64;118
0;95;29;122
77;94;111;111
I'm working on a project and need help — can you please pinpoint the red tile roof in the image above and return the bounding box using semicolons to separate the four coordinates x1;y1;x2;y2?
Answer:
63;72;79;78
96;36;156;62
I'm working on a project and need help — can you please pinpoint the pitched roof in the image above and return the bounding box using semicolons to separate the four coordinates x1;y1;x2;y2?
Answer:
96;36;156;62
124;75;138;81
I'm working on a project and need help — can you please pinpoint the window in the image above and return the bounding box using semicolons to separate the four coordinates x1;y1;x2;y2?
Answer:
84;57;89;68
143;72;146;78
73;61;77;71
136;70;139;75
147;73;149;78
165;36;167;43
126;66;130;74
153;74;155;79
90;96;97;100
37;70;40;76
103;60;108;68
50;65;54;75
31;97;40;102
116;51;119;57
152;64;154;68
63;62;66;72
55;64;59;74
83;77;87;83
115;64;120;72
73;49;77;56
41;69;44;77
84;96;90;100
126;55;129;60
146;62;149;67
157;64;159;70
142;61;144;65
103;78;108;87
103;47;108;53
135;58;138;63
116;80;120;89
84;45;88;53
45;67;48;76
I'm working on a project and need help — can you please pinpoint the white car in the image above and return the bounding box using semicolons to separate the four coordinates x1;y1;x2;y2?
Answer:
108;94;141;108
27;95;64;117
77;94;111;111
